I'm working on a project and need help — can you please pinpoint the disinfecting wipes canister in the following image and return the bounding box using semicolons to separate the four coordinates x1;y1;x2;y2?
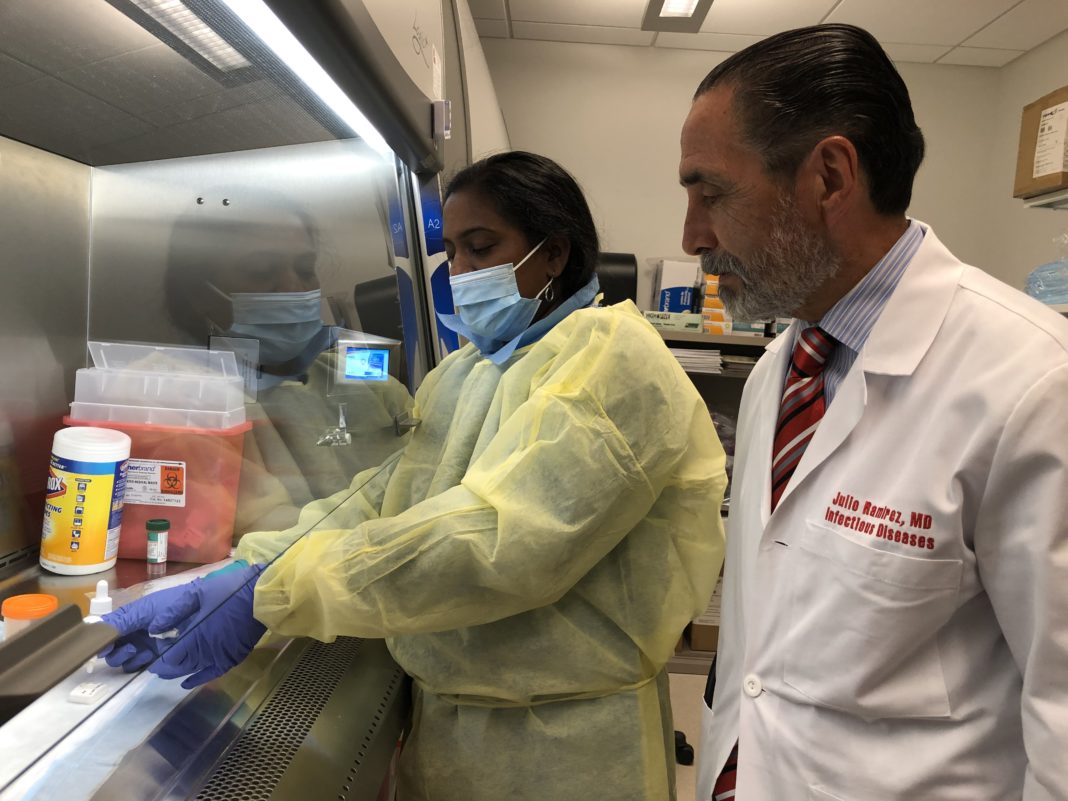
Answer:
41;427;131;575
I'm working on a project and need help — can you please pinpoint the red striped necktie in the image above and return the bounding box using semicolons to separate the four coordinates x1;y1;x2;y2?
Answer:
710;328;836;801
770;326;836;511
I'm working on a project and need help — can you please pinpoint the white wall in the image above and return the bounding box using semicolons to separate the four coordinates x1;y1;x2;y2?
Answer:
482;39;721;306
988;28;1068;290
455;0;511;159
481;37;1057;305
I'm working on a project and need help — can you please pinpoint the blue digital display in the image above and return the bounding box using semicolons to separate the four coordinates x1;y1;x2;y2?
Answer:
344;347;389;382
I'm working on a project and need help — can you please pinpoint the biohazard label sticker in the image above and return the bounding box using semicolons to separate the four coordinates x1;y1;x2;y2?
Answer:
125;459;187;507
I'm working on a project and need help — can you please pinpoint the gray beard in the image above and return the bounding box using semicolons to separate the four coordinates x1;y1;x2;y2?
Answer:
700;196;841;321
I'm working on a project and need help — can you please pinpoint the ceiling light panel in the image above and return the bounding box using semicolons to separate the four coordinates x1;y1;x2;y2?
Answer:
130;0;250;70
642;0;715;32
218;0;391;157
661;0;701;16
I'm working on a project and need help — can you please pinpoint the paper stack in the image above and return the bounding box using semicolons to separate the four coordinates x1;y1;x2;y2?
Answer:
721;354;759;378
669;348;723;374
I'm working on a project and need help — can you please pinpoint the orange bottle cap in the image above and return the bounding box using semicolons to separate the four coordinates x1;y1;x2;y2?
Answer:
2;593;59;621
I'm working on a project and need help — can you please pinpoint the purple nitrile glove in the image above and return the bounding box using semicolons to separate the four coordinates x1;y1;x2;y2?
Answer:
102;563;267;688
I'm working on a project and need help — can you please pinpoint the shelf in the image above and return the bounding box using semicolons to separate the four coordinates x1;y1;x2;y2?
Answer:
682;370;750;379
667;647;715;676
1023;187;1068;210
657;329;772;346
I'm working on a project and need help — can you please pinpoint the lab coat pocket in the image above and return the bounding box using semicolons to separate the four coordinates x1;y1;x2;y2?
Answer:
782;521;962;720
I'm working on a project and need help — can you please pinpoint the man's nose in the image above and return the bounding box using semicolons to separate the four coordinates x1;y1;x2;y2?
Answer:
682;201;718;256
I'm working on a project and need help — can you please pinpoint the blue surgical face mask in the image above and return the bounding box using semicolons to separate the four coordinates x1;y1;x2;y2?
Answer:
443;238;552;351
212;285;324;365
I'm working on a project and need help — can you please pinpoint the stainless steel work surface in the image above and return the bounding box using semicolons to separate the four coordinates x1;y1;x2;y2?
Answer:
95;635;408;801
1;632;407;801
0;562;408;801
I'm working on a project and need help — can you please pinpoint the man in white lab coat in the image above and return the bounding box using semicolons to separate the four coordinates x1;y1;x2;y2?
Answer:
681;23;1068;801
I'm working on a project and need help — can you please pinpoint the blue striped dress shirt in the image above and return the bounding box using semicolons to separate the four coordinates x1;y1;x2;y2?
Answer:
796;220;925;406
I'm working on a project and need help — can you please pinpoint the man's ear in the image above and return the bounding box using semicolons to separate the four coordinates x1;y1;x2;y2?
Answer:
799;135;860;225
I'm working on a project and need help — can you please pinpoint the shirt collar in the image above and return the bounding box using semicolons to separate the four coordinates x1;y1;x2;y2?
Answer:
802;219;924;353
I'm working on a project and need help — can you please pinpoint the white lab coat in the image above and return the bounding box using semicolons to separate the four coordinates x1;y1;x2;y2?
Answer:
696;224;1068;801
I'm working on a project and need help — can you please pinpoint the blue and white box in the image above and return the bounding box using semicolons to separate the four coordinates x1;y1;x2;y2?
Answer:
656;259;701;312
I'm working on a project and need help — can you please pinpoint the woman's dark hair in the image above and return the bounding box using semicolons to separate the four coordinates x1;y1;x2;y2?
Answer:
444;151;600;300
694;24;925;216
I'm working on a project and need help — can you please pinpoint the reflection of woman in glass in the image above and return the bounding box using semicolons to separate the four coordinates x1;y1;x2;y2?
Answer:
108;155;726;800
165;202;327;379
164;198;413;534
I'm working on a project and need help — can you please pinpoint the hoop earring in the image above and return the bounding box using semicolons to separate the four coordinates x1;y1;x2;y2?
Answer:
544;282;555;303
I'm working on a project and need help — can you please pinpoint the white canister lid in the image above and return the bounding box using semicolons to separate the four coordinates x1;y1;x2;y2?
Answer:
52;427;131;462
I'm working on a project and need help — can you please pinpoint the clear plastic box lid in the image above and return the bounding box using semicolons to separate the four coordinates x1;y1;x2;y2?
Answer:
88;342;240;377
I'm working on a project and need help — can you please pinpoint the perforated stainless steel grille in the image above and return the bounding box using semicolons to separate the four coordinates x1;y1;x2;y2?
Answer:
336;661;405;800
194;637;364;801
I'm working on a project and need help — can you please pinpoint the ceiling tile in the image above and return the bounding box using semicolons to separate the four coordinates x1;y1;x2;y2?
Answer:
0;76;155;163
474;18;510;38
699;0;838;35
826;0;1020;46
881;42;954;63
508;0;648;29
0;0;160;74
0;52;44;91
91;95;333;166
137;80;279;128
57;44;230;120
937;46;1024;67
512;21;656;46
468;0;507;20
964;0;1068;50
656;31;765;51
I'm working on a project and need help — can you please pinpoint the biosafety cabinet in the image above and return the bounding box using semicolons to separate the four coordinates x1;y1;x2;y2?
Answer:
0;1;507;798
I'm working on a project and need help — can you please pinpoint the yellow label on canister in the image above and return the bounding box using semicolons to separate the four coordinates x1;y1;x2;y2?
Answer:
41;454;127;568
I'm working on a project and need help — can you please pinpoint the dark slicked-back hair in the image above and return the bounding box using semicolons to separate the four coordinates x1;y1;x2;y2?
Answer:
445;151;599;301
694;23;925;216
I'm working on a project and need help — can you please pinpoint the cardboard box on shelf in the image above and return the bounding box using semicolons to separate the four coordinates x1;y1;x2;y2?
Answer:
730;320;770;336
690;578;722;653
656;259;702;312
642;310;703;331
702;309;728;324
703;321;732;335
690;622;719;652
702;295;725;310
1014;85;1068;199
